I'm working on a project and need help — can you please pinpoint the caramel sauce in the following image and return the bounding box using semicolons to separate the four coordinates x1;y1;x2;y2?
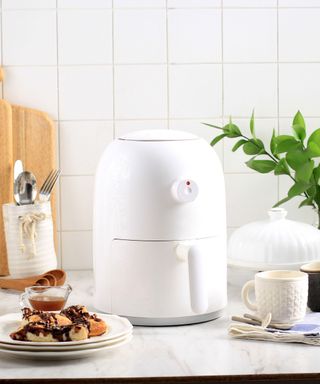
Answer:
29;295;66;311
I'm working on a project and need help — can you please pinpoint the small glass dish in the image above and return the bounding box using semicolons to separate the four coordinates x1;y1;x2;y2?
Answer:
20;285;72;311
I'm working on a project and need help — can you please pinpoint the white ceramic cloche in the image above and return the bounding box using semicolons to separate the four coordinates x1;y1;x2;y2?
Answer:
228;208;320;271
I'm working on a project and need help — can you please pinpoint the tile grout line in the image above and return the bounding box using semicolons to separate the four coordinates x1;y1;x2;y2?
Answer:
165;0;170;129
55;0;63;269
111;0;116;138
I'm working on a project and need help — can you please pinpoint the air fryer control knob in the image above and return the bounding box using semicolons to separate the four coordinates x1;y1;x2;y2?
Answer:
171;180;198;203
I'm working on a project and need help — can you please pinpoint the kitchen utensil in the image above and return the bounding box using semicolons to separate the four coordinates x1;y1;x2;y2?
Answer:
231;313;293;330
13;171;37;205
0;269;66;291
241;270;308;324
93;129;227;325
11;104;57;260
39;169;61;202
300;261;320;312
13;160;23;182
3;201;57;277
0;68;57;276
228;208;320;287
0;99;12;276
20;284;72;311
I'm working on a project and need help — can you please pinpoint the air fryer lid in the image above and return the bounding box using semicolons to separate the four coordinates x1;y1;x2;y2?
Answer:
119;129;199;141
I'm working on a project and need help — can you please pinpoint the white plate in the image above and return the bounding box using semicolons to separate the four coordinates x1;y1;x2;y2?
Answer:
0;335;132;360
0;313;132;346
0;332;132;352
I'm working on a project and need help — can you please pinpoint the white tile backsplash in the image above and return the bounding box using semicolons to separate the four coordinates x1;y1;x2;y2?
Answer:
225;173;278;227
58;0;112;8
60;176;94;231
58;10;112;65
61;231;92;270
168;0;221;6
169;64;222;118
115;65;167;119
224;64;278;117
3;66;58;119
2;0;56;8
60;121;114;175
279;9;320;61
114;10;166;64
115;120;168;137
168;9;221;63
114;0;166;7
279;64;320;117
59;66;113;120
223;9;277;62
3;1;318;269
223;0;277;6
2;10;56;65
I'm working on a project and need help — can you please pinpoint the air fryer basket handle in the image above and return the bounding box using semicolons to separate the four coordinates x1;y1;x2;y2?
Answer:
188;244;209;314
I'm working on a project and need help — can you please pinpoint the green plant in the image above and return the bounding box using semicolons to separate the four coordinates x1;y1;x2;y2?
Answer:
205;111;320;229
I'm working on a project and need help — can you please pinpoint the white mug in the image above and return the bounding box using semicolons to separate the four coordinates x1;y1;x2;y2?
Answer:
241;270;308;324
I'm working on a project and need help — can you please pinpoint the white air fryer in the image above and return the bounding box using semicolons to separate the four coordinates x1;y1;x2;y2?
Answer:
93;130;227;325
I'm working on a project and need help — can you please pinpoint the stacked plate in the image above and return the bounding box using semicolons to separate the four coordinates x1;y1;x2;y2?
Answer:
0;313;133;360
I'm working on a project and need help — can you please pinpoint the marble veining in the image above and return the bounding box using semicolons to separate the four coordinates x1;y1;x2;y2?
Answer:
0;271;319;379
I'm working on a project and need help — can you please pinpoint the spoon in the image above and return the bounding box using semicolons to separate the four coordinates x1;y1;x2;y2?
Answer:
14;171;37;205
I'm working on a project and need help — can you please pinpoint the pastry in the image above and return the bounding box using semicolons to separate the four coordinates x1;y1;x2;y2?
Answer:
21;307;72;327
61;305;107;337
10;322;89;342
10;305;107;342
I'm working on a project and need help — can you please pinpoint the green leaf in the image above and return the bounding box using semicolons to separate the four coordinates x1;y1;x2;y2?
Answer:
274;135;301;154
307;185;317;198
307;141;320;158
295;160;314;183
293;110;306;130
270;129;277;156
307;128;320;147
299;197;314;208
250;110;256;141
243;139;264;155
210;133;227;146
288;181;311;198
273;195;294;208
292;111;306;141
232;139;247;152
315;186;320;206
286;149;310;171
202;122;224;130
274;158;291;176
245;159;276;173
314;165;320;183
225;123;241;138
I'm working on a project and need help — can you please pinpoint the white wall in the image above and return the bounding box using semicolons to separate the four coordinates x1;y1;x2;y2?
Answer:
1;0;318;269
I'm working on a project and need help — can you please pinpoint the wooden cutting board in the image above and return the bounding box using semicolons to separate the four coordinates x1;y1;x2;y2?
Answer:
0;99;13;276
0;68;57;276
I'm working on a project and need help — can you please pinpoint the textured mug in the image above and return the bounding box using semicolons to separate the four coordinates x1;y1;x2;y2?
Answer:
241;270;308;324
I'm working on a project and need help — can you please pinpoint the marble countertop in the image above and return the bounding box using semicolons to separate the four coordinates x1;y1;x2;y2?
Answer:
1;270;320;380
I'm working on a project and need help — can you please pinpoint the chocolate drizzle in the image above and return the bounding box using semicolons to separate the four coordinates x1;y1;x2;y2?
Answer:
10;306;104;342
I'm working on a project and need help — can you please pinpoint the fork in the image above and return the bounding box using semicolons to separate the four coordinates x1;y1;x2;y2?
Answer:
39;169;61;202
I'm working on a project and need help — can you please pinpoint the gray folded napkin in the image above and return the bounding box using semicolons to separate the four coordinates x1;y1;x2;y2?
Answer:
229;312;320;346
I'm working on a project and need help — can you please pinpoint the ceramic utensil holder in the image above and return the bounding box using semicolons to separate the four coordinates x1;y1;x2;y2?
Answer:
2;202;57;278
